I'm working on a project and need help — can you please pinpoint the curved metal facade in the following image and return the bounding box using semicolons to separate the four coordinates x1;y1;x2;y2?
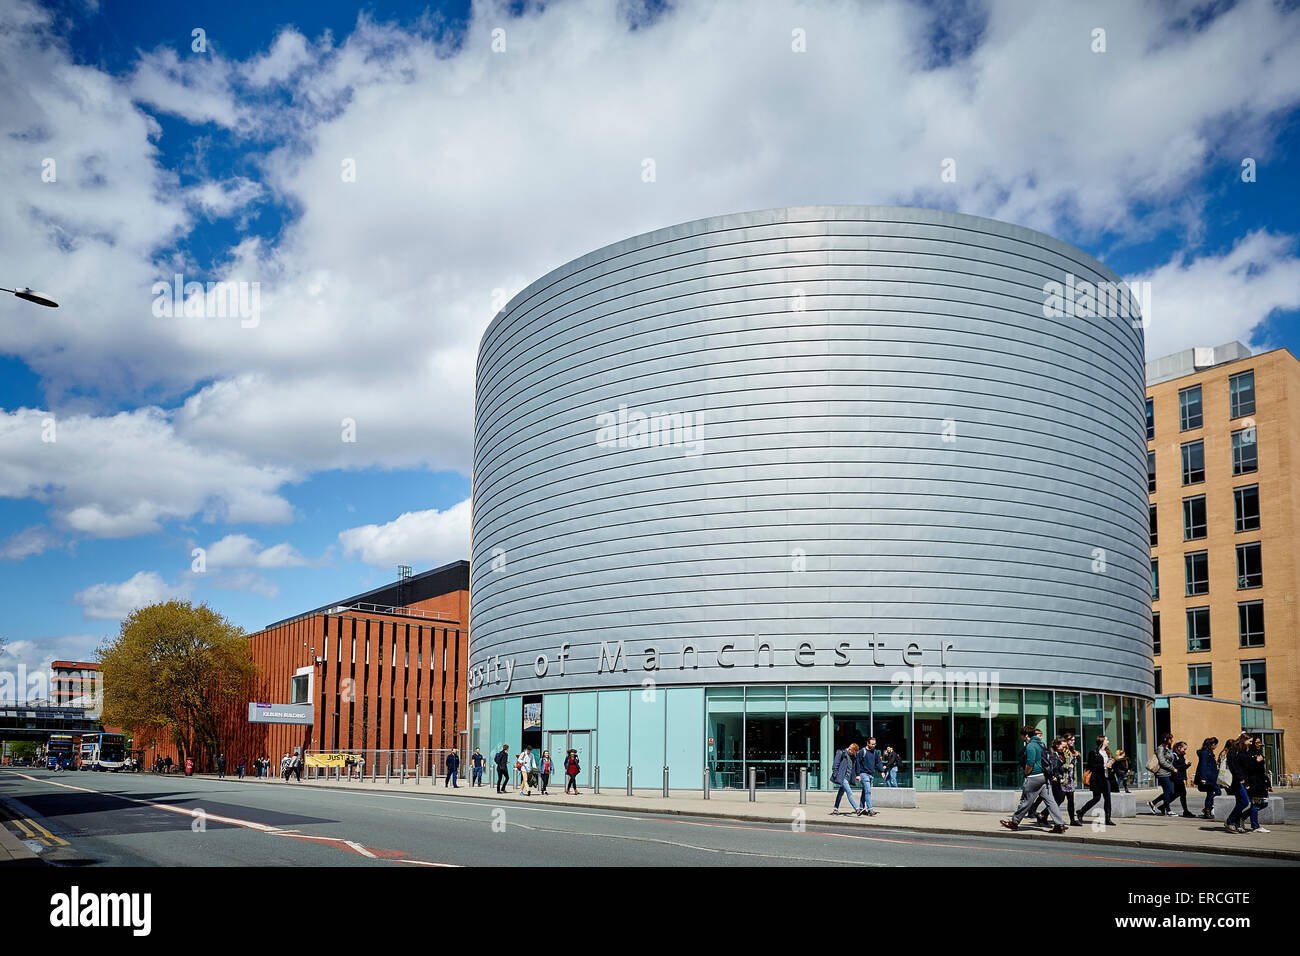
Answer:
470;206;1152;702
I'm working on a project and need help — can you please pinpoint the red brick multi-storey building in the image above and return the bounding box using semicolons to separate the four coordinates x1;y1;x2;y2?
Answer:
138;561;469;772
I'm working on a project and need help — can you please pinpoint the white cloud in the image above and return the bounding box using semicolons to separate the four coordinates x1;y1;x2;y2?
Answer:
1;0;1299;543
0;525;60;560
1133;231;1300;359
187;176;263;217
202;533;309;569
0;406;295;538
338;499;471;568
73;570;187;621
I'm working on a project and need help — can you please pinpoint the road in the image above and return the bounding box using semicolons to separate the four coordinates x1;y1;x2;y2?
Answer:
0;768;1287;867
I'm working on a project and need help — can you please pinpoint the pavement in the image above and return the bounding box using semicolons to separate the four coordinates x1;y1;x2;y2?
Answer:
181;769;1300;861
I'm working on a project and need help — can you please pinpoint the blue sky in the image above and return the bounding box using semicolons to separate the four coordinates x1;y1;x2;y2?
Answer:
2;0;1300;677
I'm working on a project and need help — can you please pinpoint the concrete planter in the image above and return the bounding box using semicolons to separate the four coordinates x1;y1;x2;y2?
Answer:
963;789;1136;818
1211;795;1286;825
864;787;916;808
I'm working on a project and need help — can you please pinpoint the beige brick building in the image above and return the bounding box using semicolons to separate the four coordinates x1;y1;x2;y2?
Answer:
1147;343;1294;780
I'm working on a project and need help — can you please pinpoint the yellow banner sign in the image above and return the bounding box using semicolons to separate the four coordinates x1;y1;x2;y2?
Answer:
305;752;361;768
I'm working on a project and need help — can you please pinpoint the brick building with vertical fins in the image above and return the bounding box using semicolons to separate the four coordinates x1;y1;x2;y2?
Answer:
135;560;469;773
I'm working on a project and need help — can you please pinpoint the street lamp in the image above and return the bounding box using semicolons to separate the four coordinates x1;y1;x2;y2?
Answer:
1;286;59;308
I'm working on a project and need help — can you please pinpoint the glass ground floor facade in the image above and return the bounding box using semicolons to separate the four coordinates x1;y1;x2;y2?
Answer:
470;685;1153;791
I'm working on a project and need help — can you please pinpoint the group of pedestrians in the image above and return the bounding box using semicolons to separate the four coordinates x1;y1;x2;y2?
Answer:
491;744;582;796
1152;732;1273;834
1002;727;1123;832
829;737;900;816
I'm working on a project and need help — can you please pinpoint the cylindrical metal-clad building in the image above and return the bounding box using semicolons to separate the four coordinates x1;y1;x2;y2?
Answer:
469;206;1153;791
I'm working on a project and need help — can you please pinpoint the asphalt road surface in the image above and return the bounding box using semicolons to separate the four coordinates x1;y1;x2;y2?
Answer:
0;768;1285;867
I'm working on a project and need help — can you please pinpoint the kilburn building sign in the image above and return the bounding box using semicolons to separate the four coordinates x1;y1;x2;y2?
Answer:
468;206;1154;791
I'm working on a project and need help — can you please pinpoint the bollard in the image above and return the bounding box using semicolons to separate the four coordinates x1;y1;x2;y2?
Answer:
401;755;406;785
799;767;808;805
703;767;710;800
385;761;391;784
594;766;600;795
415;759;420;785
662;766;669;797
626;766;633;796
372;759;377;783
748;767;756;802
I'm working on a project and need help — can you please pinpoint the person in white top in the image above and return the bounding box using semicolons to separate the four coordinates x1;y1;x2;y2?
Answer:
517;746;537;795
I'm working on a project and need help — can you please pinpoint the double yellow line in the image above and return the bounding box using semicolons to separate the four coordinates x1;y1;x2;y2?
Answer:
0;803;68;848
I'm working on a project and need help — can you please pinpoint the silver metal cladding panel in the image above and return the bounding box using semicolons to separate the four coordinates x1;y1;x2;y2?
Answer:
469;206;1152;702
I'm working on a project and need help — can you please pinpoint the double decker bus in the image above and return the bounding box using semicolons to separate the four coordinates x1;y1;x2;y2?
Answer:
78;732;126;771
46;734;76;770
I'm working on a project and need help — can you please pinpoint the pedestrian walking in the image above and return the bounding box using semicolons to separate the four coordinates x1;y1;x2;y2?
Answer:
1147;732;1176;815
829;742;862;815
1077;735;1115;827
855;737;883;816
1000;728;1066;833
216;752;226;779
564;749;581;794
1193;737;1220;819
881;745;901;787
495;745;511;793
1224;735;1256;834
1243;735;1272;834
1111;750;1130;792
470;748;485;787
539;750;553;794
518;746;537;796
293;752;303;781
445;749;461;788
1036;730;1078;826
237;756;246;779
1171;741;1195;817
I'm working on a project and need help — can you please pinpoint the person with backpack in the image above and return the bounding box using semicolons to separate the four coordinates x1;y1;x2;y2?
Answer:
1193;737;1220;820
1000;728;1066;833
830;742;862;815
1147;732;1176;815
881;745;901;787
564;749;581;794
494;745;511;793
1035;730;1079;826
1077;734;1115;827
855;737;884;817
538;750;553;795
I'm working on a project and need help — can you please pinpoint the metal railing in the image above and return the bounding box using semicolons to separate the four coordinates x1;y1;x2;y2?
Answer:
294;748;463;782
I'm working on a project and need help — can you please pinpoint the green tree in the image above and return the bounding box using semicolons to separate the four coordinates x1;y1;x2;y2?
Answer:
97;601;257;769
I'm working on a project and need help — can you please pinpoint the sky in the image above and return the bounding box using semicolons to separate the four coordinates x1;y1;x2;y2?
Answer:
2;0;1300;682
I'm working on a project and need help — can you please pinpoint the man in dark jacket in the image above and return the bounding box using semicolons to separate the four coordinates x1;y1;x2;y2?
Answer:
881;746;902;787
445;749;461;788
494;745;511;793
855;737;884;816
216;753;226;778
